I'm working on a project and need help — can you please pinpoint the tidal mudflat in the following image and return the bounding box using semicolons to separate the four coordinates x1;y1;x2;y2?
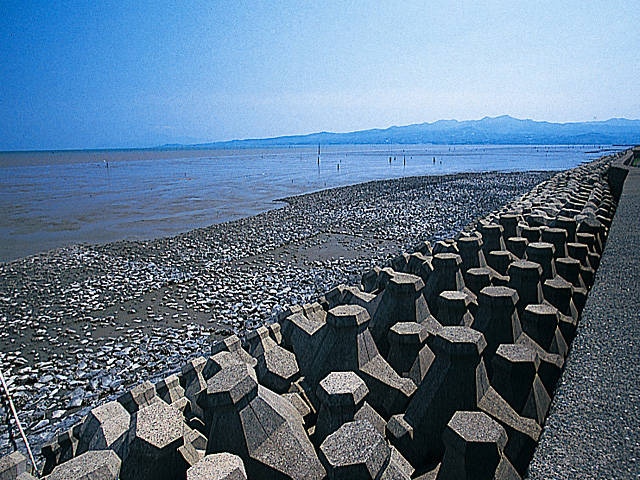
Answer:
0;144;607;262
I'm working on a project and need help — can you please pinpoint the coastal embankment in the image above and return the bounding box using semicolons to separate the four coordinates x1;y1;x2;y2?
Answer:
528;150;640;479
2;147;636;479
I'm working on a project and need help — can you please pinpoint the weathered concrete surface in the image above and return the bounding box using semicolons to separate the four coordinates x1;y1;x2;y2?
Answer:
44;450;121;480
437;411;518;480
528;166;640;479
186;453;247;480
0;451;29;480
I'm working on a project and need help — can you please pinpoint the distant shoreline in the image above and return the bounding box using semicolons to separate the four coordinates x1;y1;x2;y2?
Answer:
0;143;621;168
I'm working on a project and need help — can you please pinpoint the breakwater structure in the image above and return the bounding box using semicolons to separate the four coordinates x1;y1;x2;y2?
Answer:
1;148;637;479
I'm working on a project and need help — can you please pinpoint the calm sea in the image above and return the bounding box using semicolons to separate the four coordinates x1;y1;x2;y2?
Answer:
0;144;622;263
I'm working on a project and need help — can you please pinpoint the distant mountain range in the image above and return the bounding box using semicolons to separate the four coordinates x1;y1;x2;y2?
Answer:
165;116;640;149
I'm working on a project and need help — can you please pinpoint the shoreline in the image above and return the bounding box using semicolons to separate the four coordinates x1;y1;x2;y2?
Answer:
0;144;618;166
1;145;613;263
1;170;549;266
0;170;555;458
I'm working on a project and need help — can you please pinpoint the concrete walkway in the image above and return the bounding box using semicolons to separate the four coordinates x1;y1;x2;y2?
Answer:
528;166;640;479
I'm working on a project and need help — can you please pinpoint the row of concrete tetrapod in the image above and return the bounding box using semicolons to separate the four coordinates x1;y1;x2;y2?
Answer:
0;151;627;479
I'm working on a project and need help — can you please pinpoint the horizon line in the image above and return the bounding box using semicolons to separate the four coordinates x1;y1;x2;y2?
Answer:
2;114;639;153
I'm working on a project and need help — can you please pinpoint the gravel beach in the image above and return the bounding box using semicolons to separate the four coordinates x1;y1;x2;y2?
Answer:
0;170;553;459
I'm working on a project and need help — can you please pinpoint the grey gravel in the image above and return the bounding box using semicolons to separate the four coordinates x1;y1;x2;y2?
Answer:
0;170;552;461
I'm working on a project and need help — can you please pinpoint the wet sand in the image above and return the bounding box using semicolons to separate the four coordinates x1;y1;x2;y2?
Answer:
0;170;553;459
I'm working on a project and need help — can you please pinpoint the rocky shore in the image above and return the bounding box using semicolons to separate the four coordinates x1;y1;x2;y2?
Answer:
0;170;553;459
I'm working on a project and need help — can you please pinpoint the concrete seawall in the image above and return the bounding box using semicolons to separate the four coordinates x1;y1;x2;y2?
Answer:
528;153;639;479
1;149;635;479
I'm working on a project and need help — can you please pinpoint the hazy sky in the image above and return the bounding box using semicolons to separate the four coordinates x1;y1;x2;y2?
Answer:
1;1;638;150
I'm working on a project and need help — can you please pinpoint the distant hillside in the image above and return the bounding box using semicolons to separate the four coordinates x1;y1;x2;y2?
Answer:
177;116;640;148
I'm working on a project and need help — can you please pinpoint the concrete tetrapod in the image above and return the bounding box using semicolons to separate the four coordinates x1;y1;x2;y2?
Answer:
117;380;159;414
433;239;459;255
472;286;522;375
507;260;544;316
541;227;569;259
370;271;431;356
181;357;208;424
387;321;434;385
542;276;579;342
387;326;490;469
465;267;493;297
566;241;595;286
525;242;556;281
423;253;466;316
197;363;325;480
487;250;515;277
478;384;542;475
119;401;185;480
458;235;486;273
520;303;568;358
44;450;121;480
279;310;327;383
156;373;186;405
576;232;602;270
478;223;506;254
514;333;565;398
499;214;520;240
293;304;416;418
319;420;413;480
324;284;381;320
177;426;208;470
76;400;130;459
435;411;520;480
245;326;300;393
314;371;369;446
520;226;541;243
552;216;577;243
554;256;587;312
405;252;435;285
41;428;79;475
437;291;473;327
490;344;550;425
186;453;247;480
505;236;529;259
0;452;29;480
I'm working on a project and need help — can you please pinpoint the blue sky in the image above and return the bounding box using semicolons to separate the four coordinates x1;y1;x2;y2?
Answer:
1;1;638;150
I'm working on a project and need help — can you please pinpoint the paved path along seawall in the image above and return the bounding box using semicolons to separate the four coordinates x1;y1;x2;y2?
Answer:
528;164;640;479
